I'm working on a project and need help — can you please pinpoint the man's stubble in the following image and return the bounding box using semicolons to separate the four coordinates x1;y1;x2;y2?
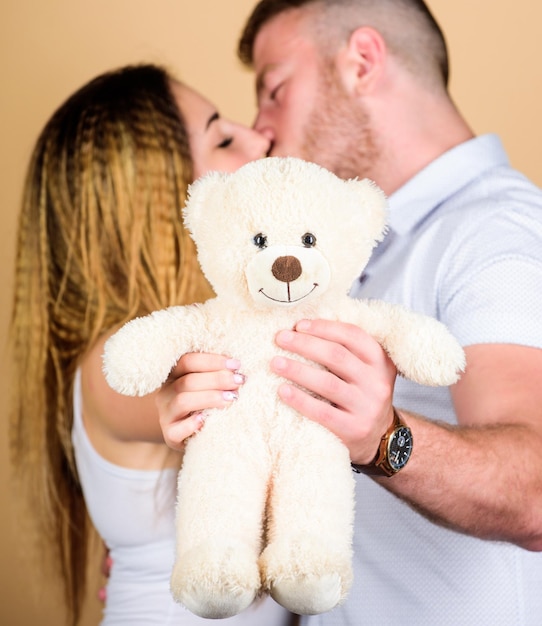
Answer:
300;61;379;182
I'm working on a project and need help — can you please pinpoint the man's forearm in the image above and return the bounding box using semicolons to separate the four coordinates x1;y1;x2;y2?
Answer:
383;412;542;551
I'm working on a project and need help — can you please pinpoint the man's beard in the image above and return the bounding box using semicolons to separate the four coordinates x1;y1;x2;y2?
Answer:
300;63;378;181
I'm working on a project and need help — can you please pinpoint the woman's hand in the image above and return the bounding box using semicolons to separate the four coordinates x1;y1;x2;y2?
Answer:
98;546;112;603
156;353;245;450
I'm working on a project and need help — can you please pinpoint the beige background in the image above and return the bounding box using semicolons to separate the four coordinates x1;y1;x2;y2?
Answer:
1;1;541;624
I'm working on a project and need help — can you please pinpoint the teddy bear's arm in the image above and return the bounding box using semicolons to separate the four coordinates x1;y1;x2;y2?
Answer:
347;299;466;387
103;304;207;396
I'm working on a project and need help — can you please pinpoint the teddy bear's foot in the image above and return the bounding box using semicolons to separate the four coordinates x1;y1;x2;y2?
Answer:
175;583;256;619
260;539;352;615
170;542;261;619
270;572;344;615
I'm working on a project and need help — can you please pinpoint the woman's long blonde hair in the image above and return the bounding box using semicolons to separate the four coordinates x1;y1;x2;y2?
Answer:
9;64;213;624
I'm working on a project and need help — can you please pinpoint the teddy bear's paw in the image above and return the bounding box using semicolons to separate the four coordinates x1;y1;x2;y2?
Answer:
170;543;261;619
393;321;466;387
174;585;257;620
260;540;352;615
270;573;344;615
103;306;194;396
363;299;466;387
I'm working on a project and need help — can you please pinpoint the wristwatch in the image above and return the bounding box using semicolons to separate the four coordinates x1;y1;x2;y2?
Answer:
351;408;413;477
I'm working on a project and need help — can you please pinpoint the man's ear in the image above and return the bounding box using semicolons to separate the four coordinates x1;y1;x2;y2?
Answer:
335;26;387;95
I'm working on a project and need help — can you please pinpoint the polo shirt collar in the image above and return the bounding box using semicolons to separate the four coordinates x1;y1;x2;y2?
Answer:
387;134;510;235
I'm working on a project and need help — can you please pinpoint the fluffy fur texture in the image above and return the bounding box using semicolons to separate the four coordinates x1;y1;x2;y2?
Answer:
103;157;465;618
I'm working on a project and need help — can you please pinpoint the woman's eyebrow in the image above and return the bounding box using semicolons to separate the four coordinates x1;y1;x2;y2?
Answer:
206;112;219;130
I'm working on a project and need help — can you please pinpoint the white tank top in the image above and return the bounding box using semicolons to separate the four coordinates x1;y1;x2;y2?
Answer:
72;369;292;625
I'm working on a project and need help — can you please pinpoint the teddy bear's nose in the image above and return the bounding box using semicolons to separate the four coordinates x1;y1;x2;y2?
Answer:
272;255;302;283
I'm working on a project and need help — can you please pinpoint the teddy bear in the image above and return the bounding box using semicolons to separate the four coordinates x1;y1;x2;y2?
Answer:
103;156;465;619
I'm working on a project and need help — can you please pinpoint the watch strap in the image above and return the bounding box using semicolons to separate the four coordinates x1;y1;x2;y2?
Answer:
351;408;403;477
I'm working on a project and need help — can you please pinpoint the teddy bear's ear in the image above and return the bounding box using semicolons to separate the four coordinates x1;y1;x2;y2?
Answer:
183;170;230;237
346;177;388;242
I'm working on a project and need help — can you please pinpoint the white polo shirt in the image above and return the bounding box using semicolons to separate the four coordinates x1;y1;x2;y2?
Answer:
304;135;542;625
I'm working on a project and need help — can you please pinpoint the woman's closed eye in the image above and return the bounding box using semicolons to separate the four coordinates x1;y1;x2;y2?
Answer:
218;137;233;148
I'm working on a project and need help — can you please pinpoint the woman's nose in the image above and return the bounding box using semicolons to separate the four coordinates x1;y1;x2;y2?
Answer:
249;127;272;157
252;109;274;137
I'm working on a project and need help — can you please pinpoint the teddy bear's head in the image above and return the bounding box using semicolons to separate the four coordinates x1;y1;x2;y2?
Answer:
184;157;387;309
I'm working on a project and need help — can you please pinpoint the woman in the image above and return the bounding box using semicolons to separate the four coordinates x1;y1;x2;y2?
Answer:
9;64;290;626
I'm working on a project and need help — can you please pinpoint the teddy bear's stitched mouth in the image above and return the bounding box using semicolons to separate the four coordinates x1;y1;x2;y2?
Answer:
258;283;318;303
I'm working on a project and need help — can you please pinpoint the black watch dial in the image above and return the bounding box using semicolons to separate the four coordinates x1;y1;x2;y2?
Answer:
388;426;413;471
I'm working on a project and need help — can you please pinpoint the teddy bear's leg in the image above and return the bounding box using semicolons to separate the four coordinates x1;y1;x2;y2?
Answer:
170;416;270;619
260;418;355;615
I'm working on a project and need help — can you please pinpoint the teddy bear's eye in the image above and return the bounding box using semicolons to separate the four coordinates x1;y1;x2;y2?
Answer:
253;233;267;249
301;232;317;248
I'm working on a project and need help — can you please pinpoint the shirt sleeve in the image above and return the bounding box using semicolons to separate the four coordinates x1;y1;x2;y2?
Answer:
443;256;542;348
438;208;542;349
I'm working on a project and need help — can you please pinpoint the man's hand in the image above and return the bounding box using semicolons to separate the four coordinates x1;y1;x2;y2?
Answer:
271;318;398;465
270;321;542;549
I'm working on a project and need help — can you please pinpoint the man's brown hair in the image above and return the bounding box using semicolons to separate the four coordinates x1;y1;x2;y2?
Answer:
238;0;449;88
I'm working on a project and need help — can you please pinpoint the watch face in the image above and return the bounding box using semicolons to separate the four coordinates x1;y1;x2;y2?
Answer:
388;426;413;471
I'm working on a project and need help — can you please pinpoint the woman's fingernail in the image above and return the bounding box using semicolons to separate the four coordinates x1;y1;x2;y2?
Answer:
194;412;206;429
223;391;238;401
98;588;107;602
233;373;246;384
225;358;241;371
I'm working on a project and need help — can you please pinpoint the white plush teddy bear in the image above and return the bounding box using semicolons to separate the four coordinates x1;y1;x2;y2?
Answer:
103;157;465;619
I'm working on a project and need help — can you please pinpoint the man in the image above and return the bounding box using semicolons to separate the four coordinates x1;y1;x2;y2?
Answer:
158;1;542;623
